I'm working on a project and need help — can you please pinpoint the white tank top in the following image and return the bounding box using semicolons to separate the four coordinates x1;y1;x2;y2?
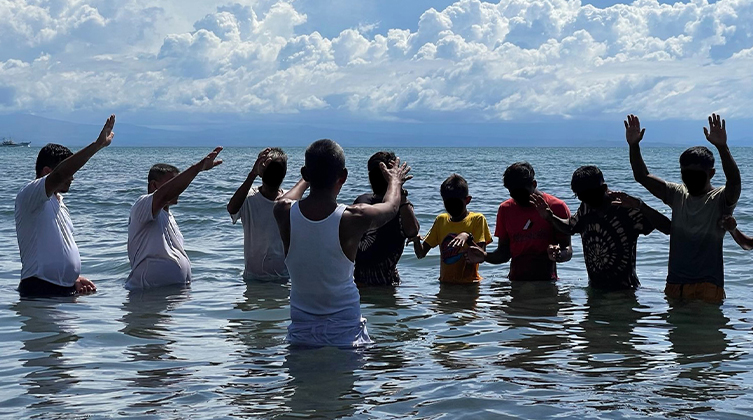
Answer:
286;201;361;316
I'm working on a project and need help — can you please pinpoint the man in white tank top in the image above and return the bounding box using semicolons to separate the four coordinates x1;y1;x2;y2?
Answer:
274;139;412;347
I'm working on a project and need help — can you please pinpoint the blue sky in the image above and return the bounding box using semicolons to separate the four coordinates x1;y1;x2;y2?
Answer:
0;0;750;142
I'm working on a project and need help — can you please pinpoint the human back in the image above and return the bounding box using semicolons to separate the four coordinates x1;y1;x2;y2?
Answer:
274;139;412;347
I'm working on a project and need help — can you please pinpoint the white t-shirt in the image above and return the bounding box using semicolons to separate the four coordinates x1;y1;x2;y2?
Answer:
231;187;289;280
14;176;81;287
126;194;191;290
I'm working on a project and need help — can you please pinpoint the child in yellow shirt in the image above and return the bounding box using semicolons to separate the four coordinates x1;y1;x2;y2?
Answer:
410;174;492;283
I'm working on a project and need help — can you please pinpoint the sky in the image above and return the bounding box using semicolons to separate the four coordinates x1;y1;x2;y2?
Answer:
1;0;752;144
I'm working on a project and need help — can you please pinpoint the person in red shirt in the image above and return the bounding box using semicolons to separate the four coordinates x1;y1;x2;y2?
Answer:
467;162;572;281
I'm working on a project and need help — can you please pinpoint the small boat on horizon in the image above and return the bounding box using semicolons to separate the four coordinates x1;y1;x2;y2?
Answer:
1;138;31;147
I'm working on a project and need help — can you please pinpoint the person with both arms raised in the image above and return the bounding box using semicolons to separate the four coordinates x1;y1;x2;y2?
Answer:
626;113;740;303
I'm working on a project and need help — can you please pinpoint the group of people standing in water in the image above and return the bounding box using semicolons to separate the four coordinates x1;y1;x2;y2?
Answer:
13;113;753;347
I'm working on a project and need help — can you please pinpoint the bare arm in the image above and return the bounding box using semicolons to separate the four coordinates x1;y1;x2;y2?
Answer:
530;193;574;235
465;234;506;264
609;191;672;235
625;115;668;201
45;115;115;196
704;114;740;207
352;159;412;230
152;147;223;216
721;216;753;250
280;178;310;201
411;236;432;259
640;201;671;235
227;148;271;215
400;193;420;240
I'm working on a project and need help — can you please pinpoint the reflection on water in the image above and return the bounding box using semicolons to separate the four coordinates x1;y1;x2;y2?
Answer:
660;300;744;417
14;298;80;411
3;147;753;418
493;281;573;375
119;287;191;407
282;347;364;419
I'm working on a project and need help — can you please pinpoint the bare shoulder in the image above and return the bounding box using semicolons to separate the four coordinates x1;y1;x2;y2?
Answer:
273;198;295;219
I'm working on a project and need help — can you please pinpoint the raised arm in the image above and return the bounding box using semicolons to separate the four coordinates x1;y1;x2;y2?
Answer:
45;115;115;196
152;147;223;216
400;190;420;240
227;148;271;215
352;159;412;230
704;114;740;207
625;115;668;201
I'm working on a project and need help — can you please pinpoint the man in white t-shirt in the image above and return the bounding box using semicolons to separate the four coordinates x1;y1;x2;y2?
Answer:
15;115;116;297
227;147;289;281
126;147;224;290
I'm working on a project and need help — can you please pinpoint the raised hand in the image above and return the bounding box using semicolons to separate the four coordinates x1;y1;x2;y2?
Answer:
199;147;224;171
624;114;645;146
608;191;642;208
547;244;561;262
95;114;116;148
530;193;552;220
704;113;727;147
719;215;737;232
252;148;272;177
380;157;412;186
465;245;486;264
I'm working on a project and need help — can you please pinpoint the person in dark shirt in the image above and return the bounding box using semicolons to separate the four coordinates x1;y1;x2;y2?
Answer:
354;151;420;286
532;165;671;290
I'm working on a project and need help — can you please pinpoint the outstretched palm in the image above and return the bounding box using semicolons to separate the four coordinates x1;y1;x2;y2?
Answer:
530;193;551;220
704;113;727;147
253;148;272;176
200;147;224;171
380;158;412;186
96;114;116;148
624;114;645;146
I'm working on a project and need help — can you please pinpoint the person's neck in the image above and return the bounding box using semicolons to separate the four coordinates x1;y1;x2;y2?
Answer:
307;187;339;203
450;210;469;222
259;183;281;200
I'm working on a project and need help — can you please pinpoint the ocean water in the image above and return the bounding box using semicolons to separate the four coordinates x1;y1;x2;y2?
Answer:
1;146;753;419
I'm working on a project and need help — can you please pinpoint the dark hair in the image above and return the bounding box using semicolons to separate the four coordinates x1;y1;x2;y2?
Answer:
148;163;180;183
261;147;288;189
503;162;536;189
440;173;469;198
679;146;714;170
571;165;605;193
36;143;73;178
265;147;288;164
304;139;346;188
367;151;396;195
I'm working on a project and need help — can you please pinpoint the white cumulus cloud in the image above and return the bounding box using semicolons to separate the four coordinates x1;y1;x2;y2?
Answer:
0;0;752;121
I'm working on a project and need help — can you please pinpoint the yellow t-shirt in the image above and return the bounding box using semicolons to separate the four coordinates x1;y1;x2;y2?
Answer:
424;212;492;284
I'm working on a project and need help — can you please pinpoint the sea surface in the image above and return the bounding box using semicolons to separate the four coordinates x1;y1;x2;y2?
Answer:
2;146;753;419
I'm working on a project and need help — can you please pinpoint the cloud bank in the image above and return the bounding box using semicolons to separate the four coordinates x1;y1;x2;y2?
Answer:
0;0;752;122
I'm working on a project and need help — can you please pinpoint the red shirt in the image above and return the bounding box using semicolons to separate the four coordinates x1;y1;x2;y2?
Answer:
495;192;570;281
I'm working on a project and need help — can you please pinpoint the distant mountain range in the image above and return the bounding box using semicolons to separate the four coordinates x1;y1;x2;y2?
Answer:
2;113;752;148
